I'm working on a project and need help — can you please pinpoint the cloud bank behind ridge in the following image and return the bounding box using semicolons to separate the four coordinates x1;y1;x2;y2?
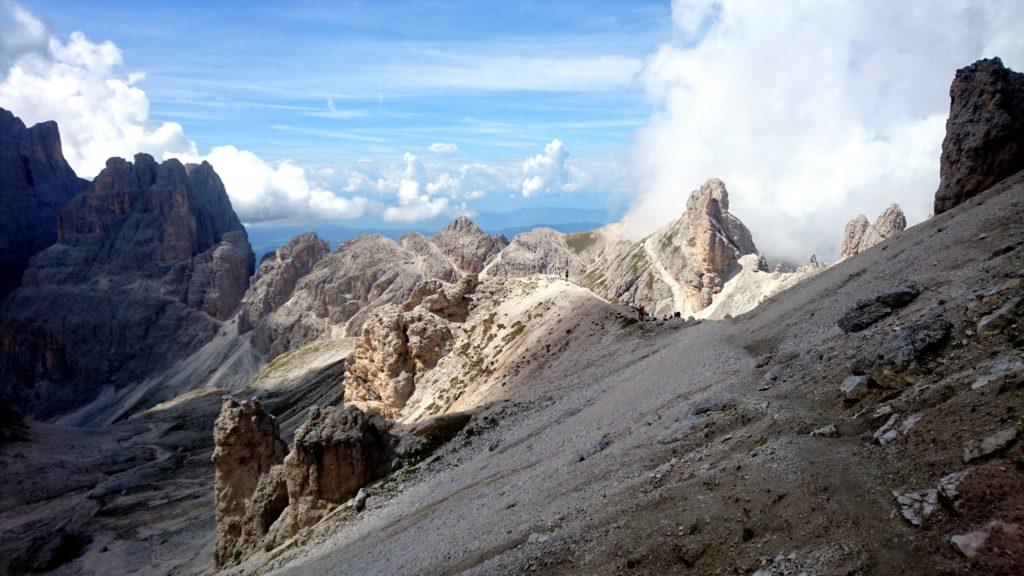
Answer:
625;0;1024;262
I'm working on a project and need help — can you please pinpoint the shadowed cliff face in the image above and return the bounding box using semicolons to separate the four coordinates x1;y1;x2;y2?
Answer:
0;153;254;420
0;108;88;298
935;57;1024;214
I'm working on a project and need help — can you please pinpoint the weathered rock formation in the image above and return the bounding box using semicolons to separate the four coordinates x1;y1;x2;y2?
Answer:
238;232;330;333
429;216;503;274
581;178;759;315
243;221;503;358
276;406;395;537
481;227;588;279
346;290;465;414
212;398;287;567
0;107;87;297
934;57;1024;214
213;402;396;565
839;203;907;259
0;153;254;418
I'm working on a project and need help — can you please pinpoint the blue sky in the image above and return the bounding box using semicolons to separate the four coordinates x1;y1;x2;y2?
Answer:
5;1;1020;259
15;0;673;226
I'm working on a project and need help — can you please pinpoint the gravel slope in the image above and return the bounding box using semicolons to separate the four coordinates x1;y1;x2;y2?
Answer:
246;175;1023;575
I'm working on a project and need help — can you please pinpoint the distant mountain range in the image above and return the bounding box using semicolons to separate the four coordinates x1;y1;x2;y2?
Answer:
244;207;619;257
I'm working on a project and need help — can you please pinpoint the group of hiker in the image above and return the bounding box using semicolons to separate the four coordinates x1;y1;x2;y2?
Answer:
634;304;682;322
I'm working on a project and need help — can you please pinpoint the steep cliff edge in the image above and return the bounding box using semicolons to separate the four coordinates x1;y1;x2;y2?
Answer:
0;107;87;298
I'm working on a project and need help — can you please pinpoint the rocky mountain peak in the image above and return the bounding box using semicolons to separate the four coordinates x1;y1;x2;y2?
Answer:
0;151;253;418
0;107;87;297
56;153;251;278
429;215;501;274
934;57;1024;214
238;232;330;333
840;203;906;259
687;177;730;214
441;215;481;234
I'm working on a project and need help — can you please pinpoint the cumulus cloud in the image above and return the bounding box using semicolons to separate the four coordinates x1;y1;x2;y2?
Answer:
428;142;458;156
381;153;450;222
0;23;196;177
521;138;570;197
626;0;1024;261
0;2;370;224
179;146;368;221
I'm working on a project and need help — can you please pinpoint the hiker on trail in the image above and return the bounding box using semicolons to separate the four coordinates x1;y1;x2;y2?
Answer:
638;305;645;321
564;269;569;283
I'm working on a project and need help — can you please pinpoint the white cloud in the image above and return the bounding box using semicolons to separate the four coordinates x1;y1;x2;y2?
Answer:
521;138;570;197
0;26;196;178
381;152;450;222
626;0;1024;262
428;142;458;156
0;2;371;224
177;146;369;222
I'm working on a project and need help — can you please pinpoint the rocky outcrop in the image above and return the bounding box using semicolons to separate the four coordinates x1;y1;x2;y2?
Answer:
581;178;758;315
345;305;455;413
481;227;588;279
840;204;906;259
212;402;398;565
212;398;287;568
0;154;254;418
238;232;330;333
243;219;503;358
245;234;427;358
0;107;87;297
275;406;395;538
429;216;502;274
934;57;1024;214
404;274;477;321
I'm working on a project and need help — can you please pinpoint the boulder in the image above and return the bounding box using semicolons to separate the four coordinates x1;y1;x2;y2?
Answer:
934;58;1024;214
963;427;1018;462
894;489;938;527
950;520;1024;571
212;398;287;568
837;285;921;333
937;468;973;503
840;375;872;401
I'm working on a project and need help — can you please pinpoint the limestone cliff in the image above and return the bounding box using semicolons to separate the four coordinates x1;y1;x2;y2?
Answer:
0;107;87;297
0;153;254;418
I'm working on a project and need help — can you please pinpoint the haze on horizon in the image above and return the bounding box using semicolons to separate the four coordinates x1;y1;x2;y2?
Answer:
0;0;1021;261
